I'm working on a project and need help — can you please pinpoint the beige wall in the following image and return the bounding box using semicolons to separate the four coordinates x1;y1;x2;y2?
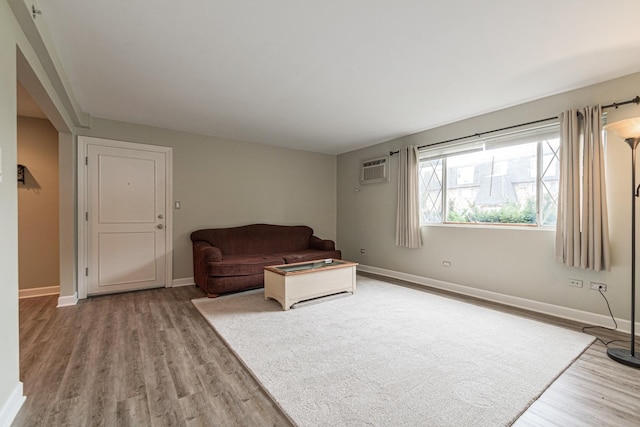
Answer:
78;118;338;281
17;116;59;290
338;71;640;324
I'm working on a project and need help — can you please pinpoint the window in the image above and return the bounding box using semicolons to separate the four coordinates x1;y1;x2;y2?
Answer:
418;126;560;226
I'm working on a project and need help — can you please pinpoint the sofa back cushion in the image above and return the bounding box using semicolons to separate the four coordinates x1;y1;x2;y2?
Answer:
191;224;314;255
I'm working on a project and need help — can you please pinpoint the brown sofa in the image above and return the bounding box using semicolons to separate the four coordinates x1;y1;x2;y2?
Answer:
191;224;341;297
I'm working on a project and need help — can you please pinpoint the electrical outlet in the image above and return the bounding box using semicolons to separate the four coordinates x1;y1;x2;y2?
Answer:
360;249;366;254
442;261;451;267
568;279;583;288
590;282;607;292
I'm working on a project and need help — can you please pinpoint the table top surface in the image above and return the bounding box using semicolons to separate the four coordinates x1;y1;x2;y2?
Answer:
264;259;358;275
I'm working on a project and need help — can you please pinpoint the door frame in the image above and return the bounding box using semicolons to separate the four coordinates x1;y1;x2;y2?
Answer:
77;136;173;299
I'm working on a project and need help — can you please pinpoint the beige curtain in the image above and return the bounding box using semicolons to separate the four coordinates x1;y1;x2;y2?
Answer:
555;105;610;271
395;146;422;248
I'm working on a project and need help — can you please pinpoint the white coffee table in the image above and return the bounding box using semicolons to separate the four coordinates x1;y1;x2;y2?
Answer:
264;259;358;310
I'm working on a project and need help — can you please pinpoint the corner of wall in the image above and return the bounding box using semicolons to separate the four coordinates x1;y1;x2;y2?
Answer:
57;292;77;307
0;381;25;427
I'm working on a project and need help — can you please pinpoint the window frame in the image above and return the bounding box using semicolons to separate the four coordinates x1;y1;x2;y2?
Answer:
418;124;560;228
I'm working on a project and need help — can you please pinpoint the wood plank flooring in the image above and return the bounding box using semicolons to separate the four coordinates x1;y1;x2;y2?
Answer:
14;286;291;427
13;275;640;426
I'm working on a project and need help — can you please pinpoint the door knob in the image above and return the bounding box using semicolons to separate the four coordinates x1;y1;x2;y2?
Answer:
157;224;164;229
158;214;164;219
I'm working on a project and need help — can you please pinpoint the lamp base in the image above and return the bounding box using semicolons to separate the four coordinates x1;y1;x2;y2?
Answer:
607;348;640;368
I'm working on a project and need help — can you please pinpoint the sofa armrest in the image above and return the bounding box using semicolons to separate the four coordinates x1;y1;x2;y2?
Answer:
192;241;223;289
193;241;223;262
310;235;336;251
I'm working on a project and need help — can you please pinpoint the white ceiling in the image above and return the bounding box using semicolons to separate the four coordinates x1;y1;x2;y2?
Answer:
38;0;640;154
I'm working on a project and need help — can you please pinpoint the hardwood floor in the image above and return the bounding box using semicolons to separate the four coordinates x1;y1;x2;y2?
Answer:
14;286;291;427
13;276;640;426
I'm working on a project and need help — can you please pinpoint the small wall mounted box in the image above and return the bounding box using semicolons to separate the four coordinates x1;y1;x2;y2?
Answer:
590;282;607;291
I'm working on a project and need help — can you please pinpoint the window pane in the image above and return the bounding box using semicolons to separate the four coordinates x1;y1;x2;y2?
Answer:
445;143;537;224
418;158;443;223
540;138;560;226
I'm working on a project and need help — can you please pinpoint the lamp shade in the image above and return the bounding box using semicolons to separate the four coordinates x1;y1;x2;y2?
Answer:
605;117;640;139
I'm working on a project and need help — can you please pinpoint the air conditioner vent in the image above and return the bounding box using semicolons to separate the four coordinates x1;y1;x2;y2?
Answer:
360;156;390;184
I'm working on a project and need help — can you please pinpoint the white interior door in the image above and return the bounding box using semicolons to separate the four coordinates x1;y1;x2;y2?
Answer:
85;141;170;295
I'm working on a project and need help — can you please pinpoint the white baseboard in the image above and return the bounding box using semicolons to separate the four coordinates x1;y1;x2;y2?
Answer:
57;292;78;307
18;285;59;299
357;264;639;336
0;382;25;427
172;277;195;287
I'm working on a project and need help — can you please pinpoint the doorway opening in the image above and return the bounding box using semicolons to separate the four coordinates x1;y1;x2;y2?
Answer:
17;81;60;299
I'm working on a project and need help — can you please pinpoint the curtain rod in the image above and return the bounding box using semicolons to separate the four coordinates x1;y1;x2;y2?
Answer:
389;95;640;156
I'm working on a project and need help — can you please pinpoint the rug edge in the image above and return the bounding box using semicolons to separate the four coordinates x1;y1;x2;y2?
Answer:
190;298;297;426
508;334;596;424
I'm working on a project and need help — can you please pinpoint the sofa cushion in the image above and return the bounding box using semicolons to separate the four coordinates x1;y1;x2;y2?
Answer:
207;254;284;277
206;274;265;296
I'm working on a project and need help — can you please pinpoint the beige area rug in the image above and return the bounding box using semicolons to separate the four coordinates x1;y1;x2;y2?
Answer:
192;276;594;426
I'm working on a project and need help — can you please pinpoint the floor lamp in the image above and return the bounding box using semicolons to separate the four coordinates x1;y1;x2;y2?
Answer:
606;117;640;368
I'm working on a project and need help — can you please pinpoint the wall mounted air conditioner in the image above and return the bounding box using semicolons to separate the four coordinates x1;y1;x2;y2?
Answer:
360;156;390;184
